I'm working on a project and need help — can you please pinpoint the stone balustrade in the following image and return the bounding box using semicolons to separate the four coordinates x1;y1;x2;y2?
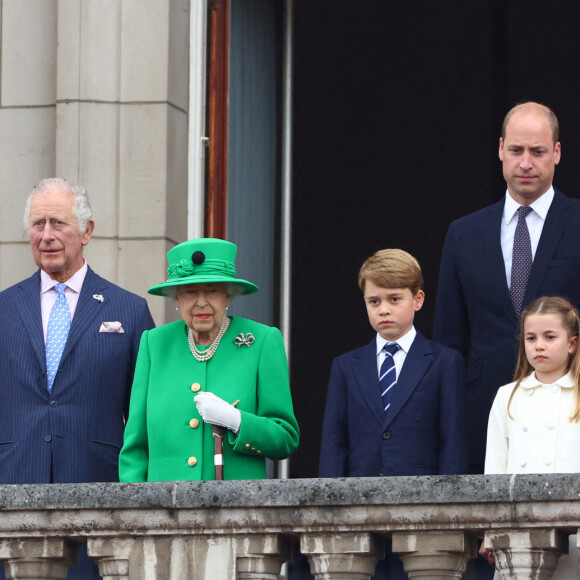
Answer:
0;474;578;579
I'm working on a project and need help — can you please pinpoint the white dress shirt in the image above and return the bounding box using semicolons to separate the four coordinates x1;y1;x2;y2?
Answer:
375;326;417;379
40;261;88;341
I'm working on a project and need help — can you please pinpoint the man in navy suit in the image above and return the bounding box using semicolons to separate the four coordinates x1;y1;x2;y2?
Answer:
433;102;580;476
0;178;155;578
318;249;467;580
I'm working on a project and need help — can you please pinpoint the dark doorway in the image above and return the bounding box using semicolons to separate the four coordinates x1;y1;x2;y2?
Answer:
290;0;580;478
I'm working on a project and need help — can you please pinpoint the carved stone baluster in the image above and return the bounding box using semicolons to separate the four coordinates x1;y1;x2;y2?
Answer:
236;534;292;580
0;538;78;580
392;531;477;579
87;537;135;580
300;532;384;580
484;529;566;580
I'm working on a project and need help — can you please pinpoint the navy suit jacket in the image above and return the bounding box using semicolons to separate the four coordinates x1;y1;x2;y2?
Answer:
319;332;468;477
0;267;155;484
433;189;580;471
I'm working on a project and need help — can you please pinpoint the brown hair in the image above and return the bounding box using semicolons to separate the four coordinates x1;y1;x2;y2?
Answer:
501;101;560;145
508;296;580;421
358;249;423;295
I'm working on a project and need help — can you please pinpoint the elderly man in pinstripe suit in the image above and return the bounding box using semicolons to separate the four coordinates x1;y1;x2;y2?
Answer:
0;178;154;579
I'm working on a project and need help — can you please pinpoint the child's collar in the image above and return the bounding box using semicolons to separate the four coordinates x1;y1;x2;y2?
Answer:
520;371;574;389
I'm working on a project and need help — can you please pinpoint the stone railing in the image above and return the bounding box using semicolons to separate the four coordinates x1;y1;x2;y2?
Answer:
0;474;579;579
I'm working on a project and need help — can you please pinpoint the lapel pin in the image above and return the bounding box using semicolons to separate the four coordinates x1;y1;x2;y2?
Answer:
234;333;255;348
93;294;104;303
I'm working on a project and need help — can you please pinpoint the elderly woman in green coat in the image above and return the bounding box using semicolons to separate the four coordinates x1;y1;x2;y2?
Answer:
119;238;299;481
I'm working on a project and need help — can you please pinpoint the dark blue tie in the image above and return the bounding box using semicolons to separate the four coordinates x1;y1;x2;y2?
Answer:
380;343;400;413
510;206;533;316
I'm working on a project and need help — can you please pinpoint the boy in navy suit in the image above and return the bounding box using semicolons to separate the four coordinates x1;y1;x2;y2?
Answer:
318;248;468;578
319;248;468;478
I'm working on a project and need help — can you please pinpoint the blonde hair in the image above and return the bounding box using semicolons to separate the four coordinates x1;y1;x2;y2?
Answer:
508;296;580;421
358;249;423;295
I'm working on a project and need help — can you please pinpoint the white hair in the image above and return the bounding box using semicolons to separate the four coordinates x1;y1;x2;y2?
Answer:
169;282;244;300
23;178;93;234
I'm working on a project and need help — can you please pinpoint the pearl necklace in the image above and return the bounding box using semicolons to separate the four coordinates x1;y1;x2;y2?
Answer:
188;316;230;362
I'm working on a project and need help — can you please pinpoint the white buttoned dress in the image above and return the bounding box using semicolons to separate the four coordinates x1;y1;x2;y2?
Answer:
485;371;580;579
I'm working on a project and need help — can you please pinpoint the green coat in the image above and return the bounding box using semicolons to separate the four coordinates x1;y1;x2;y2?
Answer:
119;316;299;481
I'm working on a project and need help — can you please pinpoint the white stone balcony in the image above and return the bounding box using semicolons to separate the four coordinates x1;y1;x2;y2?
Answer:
0;474;578;579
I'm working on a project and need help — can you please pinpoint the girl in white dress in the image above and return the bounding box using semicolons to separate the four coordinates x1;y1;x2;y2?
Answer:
482;296;580;579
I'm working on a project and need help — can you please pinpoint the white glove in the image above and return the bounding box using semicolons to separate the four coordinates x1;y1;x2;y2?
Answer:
194;392;241;433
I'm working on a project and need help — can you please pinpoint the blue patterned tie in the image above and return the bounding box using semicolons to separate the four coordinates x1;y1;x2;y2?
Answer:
46;283;71;392
380;343;400;413
510;206;533;316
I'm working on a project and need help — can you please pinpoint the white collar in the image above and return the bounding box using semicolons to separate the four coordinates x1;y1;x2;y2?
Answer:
376;326;416;356
519;370;575;390
503;186;554;224
40;260;88;295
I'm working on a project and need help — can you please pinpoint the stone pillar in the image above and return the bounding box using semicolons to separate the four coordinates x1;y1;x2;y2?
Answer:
0;538;78;580
483;529;567;580
0;0;57;289
300;532;384;580
236;534;292;580
392;531;477;579
87;537;134;580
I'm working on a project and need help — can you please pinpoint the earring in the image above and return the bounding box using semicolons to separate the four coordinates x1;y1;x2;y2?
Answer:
176;306;179;311
226;306;230;311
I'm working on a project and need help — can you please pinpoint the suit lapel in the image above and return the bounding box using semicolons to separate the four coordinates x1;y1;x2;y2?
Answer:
13;272;46;370
351;340;386;426
385;333;431;429
482;199;518;323
59;268;109;363
524;190;568;306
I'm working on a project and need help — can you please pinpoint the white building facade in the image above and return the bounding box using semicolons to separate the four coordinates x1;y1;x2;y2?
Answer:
0;0;291;331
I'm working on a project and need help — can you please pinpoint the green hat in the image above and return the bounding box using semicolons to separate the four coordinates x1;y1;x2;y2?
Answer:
148;238;259;297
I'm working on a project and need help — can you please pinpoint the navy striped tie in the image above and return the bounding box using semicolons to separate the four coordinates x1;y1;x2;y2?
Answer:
380;343;400;413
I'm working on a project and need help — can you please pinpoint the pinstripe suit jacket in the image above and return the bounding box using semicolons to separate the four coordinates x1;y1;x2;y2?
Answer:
0;267;155;484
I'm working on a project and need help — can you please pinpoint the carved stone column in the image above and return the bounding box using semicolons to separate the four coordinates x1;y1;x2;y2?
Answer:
87;537;135;580
392;531;477;579
483;529;567;580
300;532;384;580
0;538;78;580
236;534;292;580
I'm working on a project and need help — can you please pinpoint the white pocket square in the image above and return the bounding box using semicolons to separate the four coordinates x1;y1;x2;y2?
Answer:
99;321;125;333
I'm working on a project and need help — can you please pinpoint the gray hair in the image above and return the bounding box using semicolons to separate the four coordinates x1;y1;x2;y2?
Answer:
225;283;244;299
169;282;244;300
23;178;93;234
